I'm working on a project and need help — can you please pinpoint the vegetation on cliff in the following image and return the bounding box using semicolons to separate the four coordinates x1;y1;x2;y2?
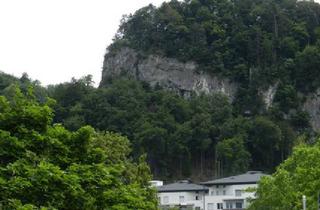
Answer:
99;0;320;179
46;77;300;180
111;0;320;114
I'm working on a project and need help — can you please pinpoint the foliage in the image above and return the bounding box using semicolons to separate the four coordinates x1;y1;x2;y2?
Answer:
46;77;301;179
0;86;157;209
0;72;47;103
111;0;320;117
113;0;320;86
2;0;319;181
217;136;251;176
48;78;235;179
100;0;320;179
248;117;282;171
248;141;320;210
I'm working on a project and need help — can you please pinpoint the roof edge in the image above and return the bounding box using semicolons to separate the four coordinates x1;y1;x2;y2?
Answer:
201;181;258;186
158;188;209;193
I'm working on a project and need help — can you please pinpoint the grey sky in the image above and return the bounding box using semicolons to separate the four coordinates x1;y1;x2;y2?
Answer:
0;0;319;86
0;0;166;86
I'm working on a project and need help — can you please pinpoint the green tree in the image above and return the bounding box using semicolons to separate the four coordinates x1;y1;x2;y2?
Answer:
249;142;320;210
0;87;157;209
294;45;320;92
217;136;251;176
248;117;282;171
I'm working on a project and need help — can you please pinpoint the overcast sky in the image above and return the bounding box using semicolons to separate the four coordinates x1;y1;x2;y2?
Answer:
0;0;319;86
0;0;167;86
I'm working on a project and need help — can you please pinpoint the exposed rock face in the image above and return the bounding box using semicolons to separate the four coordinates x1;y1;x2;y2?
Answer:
101;48;237;99
101;48;320;131
303;89;320;131
260;82;279;110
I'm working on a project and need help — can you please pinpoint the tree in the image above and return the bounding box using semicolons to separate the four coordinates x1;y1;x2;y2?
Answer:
294;45;320;92
248;117;282;171
0;86;157;209
248;141;320;210
217;136;251;176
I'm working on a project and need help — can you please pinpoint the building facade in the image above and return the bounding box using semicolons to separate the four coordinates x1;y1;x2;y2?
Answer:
156;171;267;210
157;180;209;210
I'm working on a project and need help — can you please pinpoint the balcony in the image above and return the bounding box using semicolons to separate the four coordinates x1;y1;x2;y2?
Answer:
224;209;245;210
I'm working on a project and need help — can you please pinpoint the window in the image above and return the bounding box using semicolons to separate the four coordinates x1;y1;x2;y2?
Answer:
163;196;169;204
216;190;220;195
223;190;226;195
179;196;185;203
211;190;214;196
226;202;233;209
217;203;223;209
236;202;243;208
158;197;161;203
208;203;214;210
195;195;202;200
235;189;242;197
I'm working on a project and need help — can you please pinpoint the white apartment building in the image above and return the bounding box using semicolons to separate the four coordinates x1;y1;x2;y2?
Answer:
157;180;209;210
202;171;267;210
156;171;267;210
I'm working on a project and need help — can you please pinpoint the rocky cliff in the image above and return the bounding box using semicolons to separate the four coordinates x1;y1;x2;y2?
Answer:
101;48;320;131
303;90;320;131
101;48;237;99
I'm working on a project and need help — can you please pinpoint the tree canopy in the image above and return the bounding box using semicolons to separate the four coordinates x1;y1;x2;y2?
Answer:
0;86;157;209
114;0;320;82
249;140;320;210
111;0;320;115
46;77;300;179
1;0;319;182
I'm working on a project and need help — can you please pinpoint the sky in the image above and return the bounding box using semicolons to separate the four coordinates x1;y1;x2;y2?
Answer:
0;0;320;86
0;0;167;86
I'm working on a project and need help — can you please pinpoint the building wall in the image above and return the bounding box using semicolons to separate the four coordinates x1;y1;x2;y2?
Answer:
158;191;206;210
205;184;257;210
158;184;257;210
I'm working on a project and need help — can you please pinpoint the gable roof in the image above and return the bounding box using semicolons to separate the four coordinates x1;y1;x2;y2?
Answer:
201;171;268;185
157;180;209;193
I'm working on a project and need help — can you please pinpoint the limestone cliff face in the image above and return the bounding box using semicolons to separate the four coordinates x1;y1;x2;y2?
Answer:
101;48;320;131
303;90;320;131
101;48;237;99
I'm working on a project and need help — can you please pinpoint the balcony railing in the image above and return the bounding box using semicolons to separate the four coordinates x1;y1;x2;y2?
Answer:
224;209;245;210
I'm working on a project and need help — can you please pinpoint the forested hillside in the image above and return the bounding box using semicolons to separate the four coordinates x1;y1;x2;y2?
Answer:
101;0;320;179
1;0;320;182
0;72;296;180
110;0;320;114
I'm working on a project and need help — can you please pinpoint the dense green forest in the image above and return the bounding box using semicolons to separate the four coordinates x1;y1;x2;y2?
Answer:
1;0;320;183
106;0;320;179
49;76;303;180
0;72;304;181
111;0;320;114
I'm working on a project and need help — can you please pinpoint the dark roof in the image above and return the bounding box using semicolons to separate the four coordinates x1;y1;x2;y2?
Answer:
201;171;268;185
157;180;209;193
